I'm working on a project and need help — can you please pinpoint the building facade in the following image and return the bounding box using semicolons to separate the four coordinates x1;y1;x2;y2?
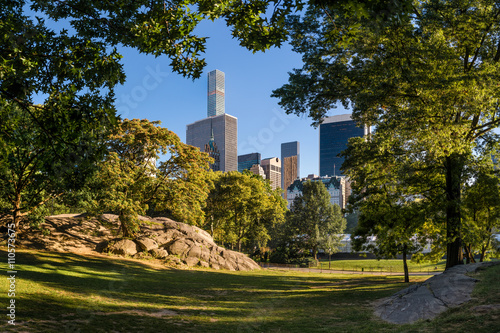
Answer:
286;176;347;209
282;155;298;200
319;114;370;177
186;114;237;172
207;69;225;117
249;164;266;179
204;130;220;171
261;157;281;190
238;153;261;173
281;141;300;199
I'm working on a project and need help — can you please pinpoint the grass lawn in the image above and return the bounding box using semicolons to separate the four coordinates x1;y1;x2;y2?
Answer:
1;249;498;333
316;259;446;273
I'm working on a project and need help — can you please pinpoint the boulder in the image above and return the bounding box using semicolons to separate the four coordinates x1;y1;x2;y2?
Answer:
374;261;500;324
184;256;200;267
150;248;169;259
167;239;193;257
109;239;141;257
135;237;158;252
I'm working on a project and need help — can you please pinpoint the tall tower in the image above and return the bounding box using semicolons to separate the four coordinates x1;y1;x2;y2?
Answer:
187;69;237;172
207;69;225;117
319;114;370;177
281;141;300;199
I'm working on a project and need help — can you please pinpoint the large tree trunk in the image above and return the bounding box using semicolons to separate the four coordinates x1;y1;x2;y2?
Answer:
445;155;464;269
13;191;22;230
403;244;409;283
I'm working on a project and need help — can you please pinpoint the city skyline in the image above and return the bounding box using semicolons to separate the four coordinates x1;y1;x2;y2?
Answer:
107;19;351;177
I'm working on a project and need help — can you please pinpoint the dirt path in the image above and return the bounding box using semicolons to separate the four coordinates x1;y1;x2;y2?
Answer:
261;264;442;276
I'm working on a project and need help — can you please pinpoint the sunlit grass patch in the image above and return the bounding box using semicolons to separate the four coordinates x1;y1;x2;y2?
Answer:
0;248;497;332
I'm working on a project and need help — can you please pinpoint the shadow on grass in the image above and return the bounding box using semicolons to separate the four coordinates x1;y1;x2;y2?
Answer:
1;249;418;333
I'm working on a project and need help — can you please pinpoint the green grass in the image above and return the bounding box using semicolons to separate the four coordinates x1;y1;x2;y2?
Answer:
316;259;446;273
0;249;498;332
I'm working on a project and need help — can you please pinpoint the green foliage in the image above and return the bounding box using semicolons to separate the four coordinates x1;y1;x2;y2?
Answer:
344;210;359;234
286;180;346;259
272;0;500;268
90;118;212;237
204;171;287;251
1;0;304;229
0;103;106;227
462;156;500;262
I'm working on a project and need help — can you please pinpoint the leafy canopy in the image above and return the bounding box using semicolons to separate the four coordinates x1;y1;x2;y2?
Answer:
91;118;212;237
0;0;304;228
204;171;287;251
272;0;500;268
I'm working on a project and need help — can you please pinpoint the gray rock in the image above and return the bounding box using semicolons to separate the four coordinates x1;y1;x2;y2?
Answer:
167;239;193;257
184;256;200;267
199;260;210;268
374;261;500;324
135;237;158;252
98;215;260;271
109;239;140;256
150;248;169;259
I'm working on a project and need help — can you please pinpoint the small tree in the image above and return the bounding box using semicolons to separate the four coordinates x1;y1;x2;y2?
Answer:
92;119;212;237
287;180;346;261
204;171;286;251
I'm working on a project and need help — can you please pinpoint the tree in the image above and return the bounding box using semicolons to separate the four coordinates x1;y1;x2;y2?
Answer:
272;1;500;268
0;0;303;229
0;103;105;228
462;155;500;262
287;180;346;260
90;118;212;237
343;124;444;282
204;171;286;251
318;204;346;269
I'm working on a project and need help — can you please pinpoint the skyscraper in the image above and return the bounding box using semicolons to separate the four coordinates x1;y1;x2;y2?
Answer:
238;153;261;173
319;114;370;177
261;157;281;190
187;69;237;172
282;155;297;200
281;141;300;199
204;130;220;171
207;69;225;117
186;114;237;172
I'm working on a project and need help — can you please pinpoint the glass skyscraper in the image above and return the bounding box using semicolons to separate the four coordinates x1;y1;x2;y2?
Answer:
207;69;225;117
319;114;370;177
238;153;261;173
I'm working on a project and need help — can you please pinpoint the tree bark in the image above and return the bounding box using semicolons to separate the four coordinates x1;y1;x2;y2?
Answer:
445;155;464;269
463;244;476;264
13;191;22;230
403;244;409;283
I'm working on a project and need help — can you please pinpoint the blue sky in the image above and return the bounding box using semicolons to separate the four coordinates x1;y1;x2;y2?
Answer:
112;19;350;177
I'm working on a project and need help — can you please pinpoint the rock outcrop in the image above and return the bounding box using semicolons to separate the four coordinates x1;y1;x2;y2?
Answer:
103;216;260;271
14;214;259;271
374;261;500;324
